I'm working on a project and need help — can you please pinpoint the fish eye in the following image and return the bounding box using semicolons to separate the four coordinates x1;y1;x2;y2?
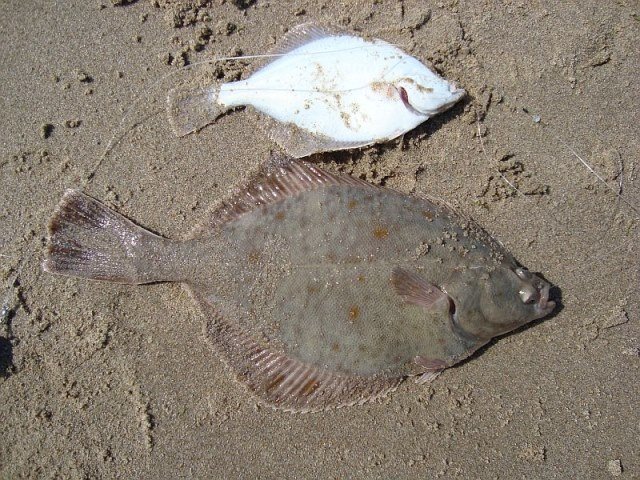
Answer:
448;297;457;317
519;286;538;304
515;267;532;280
398;86;410;106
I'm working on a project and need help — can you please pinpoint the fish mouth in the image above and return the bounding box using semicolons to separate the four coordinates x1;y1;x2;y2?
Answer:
449;82;466;99
433;83;465;112
423;85;465;115
536;283;556;316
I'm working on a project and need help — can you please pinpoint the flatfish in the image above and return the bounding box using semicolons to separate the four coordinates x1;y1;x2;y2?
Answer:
44;162;555;412
167;23;465;158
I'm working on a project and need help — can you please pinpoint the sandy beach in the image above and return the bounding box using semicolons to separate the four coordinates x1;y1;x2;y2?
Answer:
1;1;638;478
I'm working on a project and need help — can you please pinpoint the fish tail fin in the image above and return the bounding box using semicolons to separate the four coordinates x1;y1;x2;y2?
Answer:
44;190;172;285
167;81;222;137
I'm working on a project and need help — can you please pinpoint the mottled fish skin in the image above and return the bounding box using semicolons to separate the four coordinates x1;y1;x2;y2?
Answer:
194;187;496;376
43;162;555;412
167;23;465;158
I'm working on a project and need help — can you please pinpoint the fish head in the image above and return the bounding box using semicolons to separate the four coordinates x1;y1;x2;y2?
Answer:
394;75;466;116
448;264;555;342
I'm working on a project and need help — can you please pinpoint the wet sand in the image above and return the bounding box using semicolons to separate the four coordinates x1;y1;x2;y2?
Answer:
1;1;638;478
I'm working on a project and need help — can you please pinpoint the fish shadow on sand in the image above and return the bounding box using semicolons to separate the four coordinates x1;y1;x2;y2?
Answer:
0;303;16;378
400;94;470;147
0;337;14;378
453;283;563;371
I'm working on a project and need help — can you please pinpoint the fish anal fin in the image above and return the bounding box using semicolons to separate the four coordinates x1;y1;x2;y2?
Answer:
190;160;379;237
192;289;402;412
252;109;375;158
391;267;451;311
167;79;222;137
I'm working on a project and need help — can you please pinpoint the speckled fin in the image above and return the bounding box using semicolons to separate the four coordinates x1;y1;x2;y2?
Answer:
191;160;379;236
391;267;451;311
251;110;377;158
43;190;167;284
192;289;402;412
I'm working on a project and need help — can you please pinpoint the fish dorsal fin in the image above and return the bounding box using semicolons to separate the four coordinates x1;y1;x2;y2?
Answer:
244;23;354;84
191;288;402;412
191;160;379;236
267;23;351;58
391;267;451;311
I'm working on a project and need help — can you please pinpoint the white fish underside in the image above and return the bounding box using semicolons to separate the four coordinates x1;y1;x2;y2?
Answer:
167;24;465;157
217;37;428;143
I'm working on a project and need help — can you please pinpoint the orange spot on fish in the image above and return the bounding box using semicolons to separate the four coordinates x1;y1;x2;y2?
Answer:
373;226;389;239
348;305;360;320
301;378;320;396
347;199;358;210
247;249;261;264
265;372;286;392
325;251;337;262
422;210;434;221
357;274;366;283
275;211;285;221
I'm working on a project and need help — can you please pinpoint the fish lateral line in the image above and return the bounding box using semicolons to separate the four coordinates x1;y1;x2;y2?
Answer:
221;58;408;96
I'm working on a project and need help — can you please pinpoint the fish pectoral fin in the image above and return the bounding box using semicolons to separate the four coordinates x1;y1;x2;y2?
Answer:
415;370;442;385
413;356;446;385
167;79;222;137
391;267;451;311
192;289;402;413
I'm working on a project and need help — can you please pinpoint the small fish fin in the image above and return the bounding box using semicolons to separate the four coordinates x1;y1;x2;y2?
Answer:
391;267;451;311
414;355;447;371
415;370;442;385
244;23;349;76
413;356;446;384
167;79;222;137
191;161;379;236
264;150;298;172
44;190;167;284
192;289;402;412
252;109;376;158
267;22;350;59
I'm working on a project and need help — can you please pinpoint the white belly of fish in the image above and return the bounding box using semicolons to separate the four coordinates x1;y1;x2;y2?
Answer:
217;36;429;143
167;23;464;157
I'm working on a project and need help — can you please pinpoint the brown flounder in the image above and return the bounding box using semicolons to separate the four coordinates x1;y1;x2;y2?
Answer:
43;162;555;412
